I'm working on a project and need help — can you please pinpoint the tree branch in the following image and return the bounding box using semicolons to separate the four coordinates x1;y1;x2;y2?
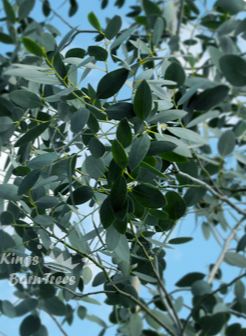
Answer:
172;163;246;217
208;216;245;283
49;314;68;336
131;224;183;334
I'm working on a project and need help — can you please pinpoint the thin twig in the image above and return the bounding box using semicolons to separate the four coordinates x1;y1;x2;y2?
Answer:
208;216;245;283
49;314;68;336
131;224;182;334
173;163;246;217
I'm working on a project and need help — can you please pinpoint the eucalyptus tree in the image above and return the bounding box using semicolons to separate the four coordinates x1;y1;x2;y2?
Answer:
0;0;246;335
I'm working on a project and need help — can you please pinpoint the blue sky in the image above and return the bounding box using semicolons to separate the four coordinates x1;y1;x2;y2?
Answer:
0;0;245;335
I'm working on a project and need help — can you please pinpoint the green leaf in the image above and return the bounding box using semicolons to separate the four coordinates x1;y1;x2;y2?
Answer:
110;26;136;50
168;237;193;244
5;65;59;85
225;252;246;268
18;170;40;195
77;306;87;319
100;196;115;228
36;196;59;209
0;231;16;253
70;108;89;133
184;187;206;206
105;15;122;40
69;0;78;16
32;325;48;336
113;234;130;272
165;61;186;86
88;137;105;158
29;152;58;169
3;0;15;23
168;127;207;145
92;272;106;287
42;0;51;16
176;272;205;287
0;116;13;133
2;300;16;317
0;211;15;225
127;313;143;336
0;32;13;44
148;141;176;156
165;191;186;220
129;134;151;171
88;12;101;31
110;176;128;216
16;299;38;316
66;48;85;58
187;110;220;128
152;17;165;46
34;215;53;227
237;234;246;252
88;46;108;61
143;0;161;27
0;184;20;201
190;85;229;111
149;110;187;123
220;55;246;86
97;68;129;99
10;90;42;108
192;280;212;296
218;130;236;156
68;186;93;205
225;324;243;336
134;80;152;120
111;140;128;169
22;37;45;57
116;119;132;148
44;297;67;316
132;183;165;208
106;225;121;250
215;0;245;14
199;313;230;336
20;315;41;336
85;156;106;179
18;0;35;20
107;102;135;120
15;122;49;147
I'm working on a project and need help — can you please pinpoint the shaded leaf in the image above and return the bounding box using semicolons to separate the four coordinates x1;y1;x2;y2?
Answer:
134;80;152;120
218;130;236;156
10;90;42;108
111;140;128;169
105;15;122;40
168;237;193;244
176;272;205;287
68;186;93;205
20;315;41;336
165;191;186;220
15;122;49;147
88;12;101;31
116;119;132;148
129;134;151;171
18;170;40;195
220;55;246;86
97;68;129;99
22;38;45;57
132;183;165;208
